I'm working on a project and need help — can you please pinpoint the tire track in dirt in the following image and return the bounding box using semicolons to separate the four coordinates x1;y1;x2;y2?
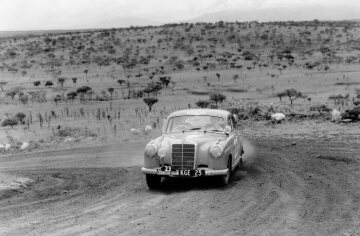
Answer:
0;138;360;235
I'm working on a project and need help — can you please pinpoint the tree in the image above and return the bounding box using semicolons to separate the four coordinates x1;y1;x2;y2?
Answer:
276;92;286;102
143;97;158;111
72;77;77;88
159;76;171;87
58;77;65;88
84;69;89;79
45;81;54;87
15;112;26;124
216;73;221;81
33;81;41;87
0;81;7;92
117;79;125;85
195;100;210;108
209;93;226;106
284;89;303;105
108;87;114;99
53;94;62;105
232;74;239;84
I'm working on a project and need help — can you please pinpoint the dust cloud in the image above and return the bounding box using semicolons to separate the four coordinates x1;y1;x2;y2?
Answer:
241;137;258;168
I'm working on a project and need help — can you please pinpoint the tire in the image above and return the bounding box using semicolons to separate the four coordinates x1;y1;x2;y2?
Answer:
219;158;231;186
237;147;245;170
146;174;161;189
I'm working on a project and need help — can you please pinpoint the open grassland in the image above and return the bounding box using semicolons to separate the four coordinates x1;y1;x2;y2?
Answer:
0;20;359;152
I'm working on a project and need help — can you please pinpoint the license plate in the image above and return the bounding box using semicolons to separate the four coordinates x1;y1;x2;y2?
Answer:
157;169;205;176
156;171;177;175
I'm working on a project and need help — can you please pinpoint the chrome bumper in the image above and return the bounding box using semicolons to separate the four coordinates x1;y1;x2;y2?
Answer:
141;167;229;176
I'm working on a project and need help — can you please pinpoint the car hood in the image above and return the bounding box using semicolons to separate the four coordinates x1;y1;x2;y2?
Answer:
159;132;224;147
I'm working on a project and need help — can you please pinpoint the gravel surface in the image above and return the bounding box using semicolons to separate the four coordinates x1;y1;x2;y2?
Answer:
0;134;359;235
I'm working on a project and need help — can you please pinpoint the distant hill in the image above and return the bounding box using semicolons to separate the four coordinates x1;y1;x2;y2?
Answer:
189;5;360;22
90;17;161;29
0;17;161;32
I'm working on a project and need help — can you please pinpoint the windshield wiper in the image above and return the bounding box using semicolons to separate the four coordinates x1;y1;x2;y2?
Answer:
189;127;201;130
204;129;225;133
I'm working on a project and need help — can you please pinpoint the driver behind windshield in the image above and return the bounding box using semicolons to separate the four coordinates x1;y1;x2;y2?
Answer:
206;116;225;131
169;115;225;132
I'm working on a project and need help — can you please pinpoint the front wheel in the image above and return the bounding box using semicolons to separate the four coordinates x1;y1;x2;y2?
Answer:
237;147;245;170
219;158;231;186
146;174;161;189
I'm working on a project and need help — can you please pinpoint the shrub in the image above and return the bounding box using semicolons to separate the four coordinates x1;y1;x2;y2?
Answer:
135;89;144;98
227;88;247;93
67;91;77;100
334;82;360;86
108;88;114;99
310;104;332;113
220;100;296;120
355;88;360;98
19;94;29;104
15;112;26;124
343;106;360;121
95;93;111;101
57;127;80;137
76;86;92;94
189;90;210;95
2;118;19;127
242;51;256;60
6;90;17;100
209;93;226;106
195;100;210;108
53;94;62;104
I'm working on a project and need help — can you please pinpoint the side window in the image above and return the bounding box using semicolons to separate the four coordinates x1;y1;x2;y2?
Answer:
227;116;234;131
231;116;236;128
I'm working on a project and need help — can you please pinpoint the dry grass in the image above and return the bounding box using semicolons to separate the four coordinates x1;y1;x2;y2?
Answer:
0;20;359;150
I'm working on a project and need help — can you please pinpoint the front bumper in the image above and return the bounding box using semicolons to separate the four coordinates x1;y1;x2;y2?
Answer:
141;167;229;176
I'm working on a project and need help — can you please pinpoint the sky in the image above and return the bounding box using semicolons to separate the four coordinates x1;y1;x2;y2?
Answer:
0;0;359;31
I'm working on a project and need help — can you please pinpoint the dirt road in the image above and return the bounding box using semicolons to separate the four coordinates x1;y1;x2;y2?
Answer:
1;137;360;236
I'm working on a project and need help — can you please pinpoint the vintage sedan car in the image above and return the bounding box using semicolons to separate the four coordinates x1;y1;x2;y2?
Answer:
141;109;245;189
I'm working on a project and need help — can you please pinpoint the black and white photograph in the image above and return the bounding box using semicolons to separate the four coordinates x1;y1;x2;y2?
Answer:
0;0;359;235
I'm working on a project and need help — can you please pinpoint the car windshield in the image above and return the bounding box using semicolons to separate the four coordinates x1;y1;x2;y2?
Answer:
166;115;225;133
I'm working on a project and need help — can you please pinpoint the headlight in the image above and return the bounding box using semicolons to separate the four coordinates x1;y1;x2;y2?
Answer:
210;145;223;159
145;143;157;157
158;146;168;158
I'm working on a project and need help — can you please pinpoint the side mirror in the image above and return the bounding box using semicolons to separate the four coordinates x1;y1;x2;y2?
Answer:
224;125;231;135
162;119;167;133
233;114;239;125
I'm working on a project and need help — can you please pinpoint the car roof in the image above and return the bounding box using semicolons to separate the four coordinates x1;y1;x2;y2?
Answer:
167;109;231;119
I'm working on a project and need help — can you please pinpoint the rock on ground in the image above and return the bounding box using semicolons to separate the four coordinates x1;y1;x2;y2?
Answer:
271;113;286;122
331;109;342;122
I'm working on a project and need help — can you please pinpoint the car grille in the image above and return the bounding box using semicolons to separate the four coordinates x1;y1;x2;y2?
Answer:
172;144;195;170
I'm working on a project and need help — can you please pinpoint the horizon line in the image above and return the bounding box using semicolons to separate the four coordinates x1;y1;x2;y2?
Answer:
1;18;359;33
